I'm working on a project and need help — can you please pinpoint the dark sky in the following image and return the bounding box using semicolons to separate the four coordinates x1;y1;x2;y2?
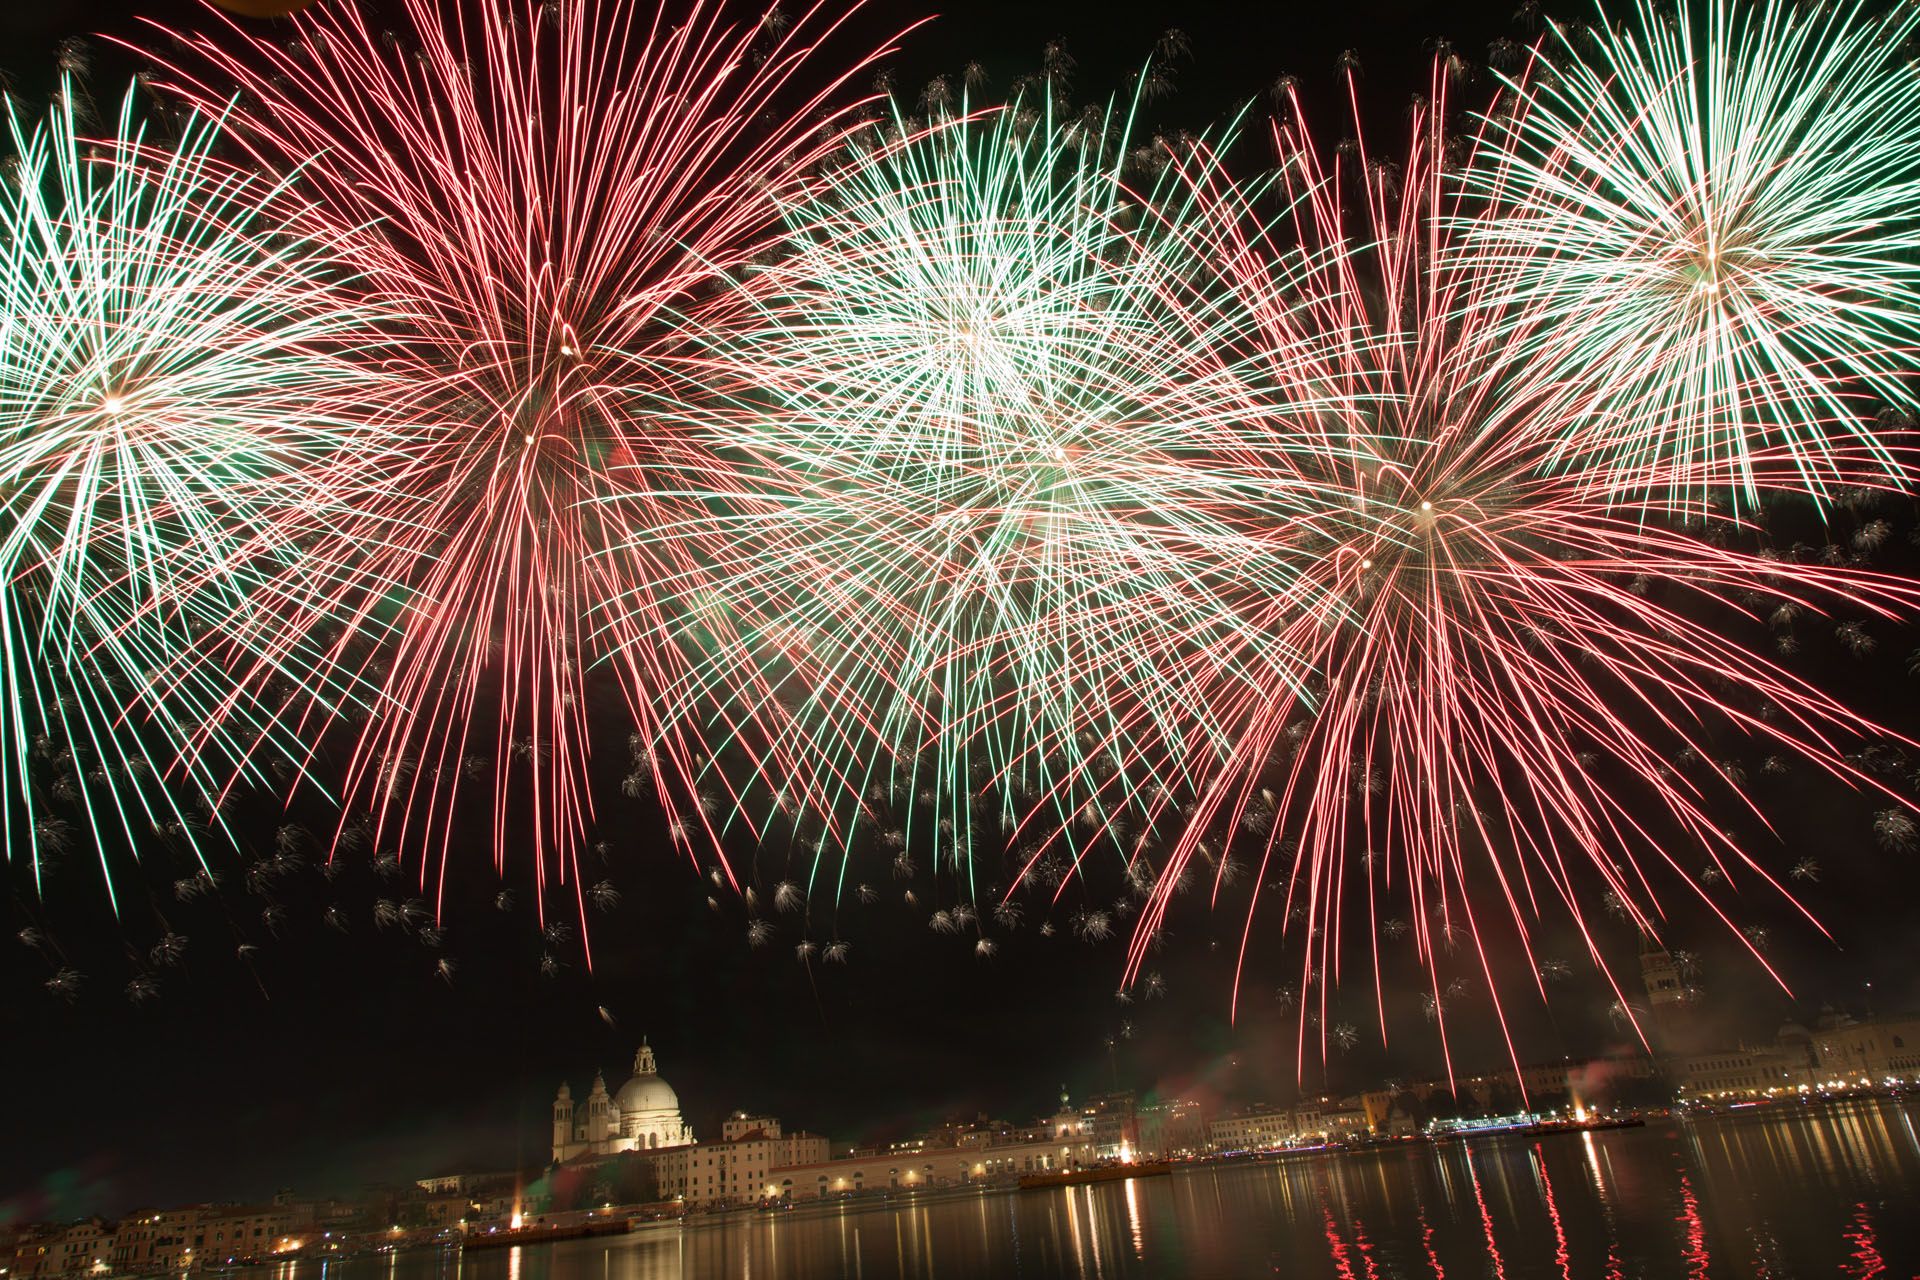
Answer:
5;0;1920;1226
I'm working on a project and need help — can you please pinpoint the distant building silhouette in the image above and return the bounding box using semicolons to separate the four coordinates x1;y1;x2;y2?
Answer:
1638;935;1695;1052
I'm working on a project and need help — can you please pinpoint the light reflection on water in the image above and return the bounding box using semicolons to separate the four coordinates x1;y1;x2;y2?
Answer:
246;1099;1920;1278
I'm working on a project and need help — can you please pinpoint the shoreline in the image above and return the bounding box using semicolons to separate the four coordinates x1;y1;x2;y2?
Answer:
138;1093;1918;1277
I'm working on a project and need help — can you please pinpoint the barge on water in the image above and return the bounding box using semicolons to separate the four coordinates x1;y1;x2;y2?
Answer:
1431;1115;1647;1142
1018;1161;1173;1190
463;1220;631;1251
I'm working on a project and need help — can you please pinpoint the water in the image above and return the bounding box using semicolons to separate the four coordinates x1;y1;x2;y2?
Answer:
273;1099;1920;1278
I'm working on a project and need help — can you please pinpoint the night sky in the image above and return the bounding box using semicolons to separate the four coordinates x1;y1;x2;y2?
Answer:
5;0;1920;1225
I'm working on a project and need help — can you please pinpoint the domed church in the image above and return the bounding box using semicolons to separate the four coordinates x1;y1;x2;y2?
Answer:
551;1040;694;1163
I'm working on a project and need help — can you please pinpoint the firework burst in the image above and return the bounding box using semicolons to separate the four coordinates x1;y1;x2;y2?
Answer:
1459;0;1920;507
638;86;1349;898
145;0;909;942
0;74;383;904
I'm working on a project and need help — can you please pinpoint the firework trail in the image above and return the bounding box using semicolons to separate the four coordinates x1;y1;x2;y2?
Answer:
0;72;385;905
1460;0;1920;509
1127;62;1920;1078
638;85;1354;899
143;0;911;943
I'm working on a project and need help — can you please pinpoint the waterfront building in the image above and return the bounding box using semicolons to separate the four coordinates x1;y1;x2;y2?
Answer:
108;1208;215;1274
1079;1092;1139;1159
550;1041;694;1162
204;1207;300;1269
415;1176;463;1195
1669;1009;1920;1100
718;1112;824;1157
1669;1042;1808;1099
772;1132;1099;1200
1318;1099;1372;1140
1135;1098;1209;1158
42;1221;111;1278
650;1116;830;1206
1207;1105;1293;1154
4;1222;110;1280
412;1194;470;1230
642;1098;1105;1203
5;1224;61;1280
192;1206;307;1266
1046;1089;1090;1142
1198;1095;1387;1155
1360;1089;1423;1135
1807;1011;1920;1083
98;1203;312;1274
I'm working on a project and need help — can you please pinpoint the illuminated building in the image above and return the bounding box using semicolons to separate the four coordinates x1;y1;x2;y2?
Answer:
550;1040;694;1162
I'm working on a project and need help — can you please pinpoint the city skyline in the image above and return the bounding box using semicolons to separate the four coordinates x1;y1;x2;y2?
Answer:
7;930;1913;1220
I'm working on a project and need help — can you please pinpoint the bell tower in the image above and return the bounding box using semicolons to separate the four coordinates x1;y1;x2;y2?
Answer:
1638;936;1689;1052
586;1071;612;1147
551;1082;574;1162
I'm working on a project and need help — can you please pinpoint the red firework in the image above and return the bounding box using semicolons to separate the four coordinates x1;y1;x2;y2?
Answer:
140;0;913;945
1130;63;1920;1079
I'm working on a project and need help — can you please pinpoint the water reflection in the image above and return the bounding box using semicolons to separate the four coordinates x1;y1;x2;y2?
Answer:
231;1099;1920;1279
1675;1169;1708;1279
1529;1145;1571;1280
1842;1203;1886;1279
1464;1153;1509;1280
1122;1177;1142;1260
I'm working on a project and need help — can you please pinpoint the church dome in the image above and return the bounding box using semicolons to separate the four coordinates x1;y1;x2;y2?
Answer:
616;1073;679;1114
613;1042;679;1114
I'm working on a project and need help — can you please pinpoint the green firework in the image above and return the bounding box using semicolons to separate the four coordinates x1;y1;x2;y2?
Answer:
1459;0;1920;509
0;75;386;903
612;87;1354;899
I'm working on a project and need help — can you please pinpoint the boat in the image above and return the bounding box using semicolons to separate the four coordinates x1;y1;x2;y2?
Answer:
462;1219;630;1250
1431;1115;1647;1142
1018;1161;1173;1190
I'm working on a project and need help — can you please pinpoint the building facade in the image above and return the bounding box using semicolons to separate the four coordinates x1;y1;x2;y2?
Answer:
5;1224;59;1279
99;1203;312;1274
1808;1013;1920;1083
650;1116;830;1206
771;1133;1099;1201
193;1207;306;1266
108;1209;217;1274
38;1222;111;1278
1136;1098;1210;1158
1670;1011;1920;1100
1206;1105;1294;1153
